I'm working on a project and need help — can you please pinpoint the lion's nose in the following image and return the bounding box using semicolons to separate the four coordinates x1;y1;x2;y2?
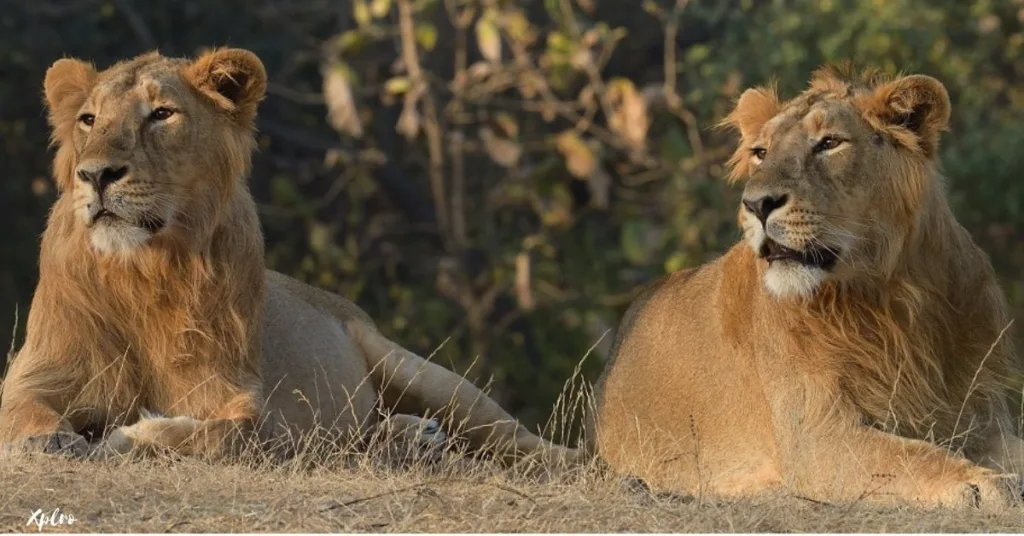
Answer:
77;162;129;194
742;194;789;226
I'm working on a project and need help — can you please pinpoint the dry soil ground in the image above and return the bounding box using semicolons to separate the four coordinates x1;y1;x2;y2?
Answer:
2;449;1024;533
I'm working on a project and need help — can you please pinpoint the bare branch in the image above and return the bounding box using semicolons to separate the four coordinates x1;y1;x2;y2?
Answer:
397;0;451;248
661;0;706;169
445;0;472;249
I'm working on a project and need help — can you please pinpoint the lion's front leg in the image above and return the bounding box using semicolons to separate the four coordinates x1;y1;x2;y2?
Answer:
92;392;262;460
92;412;255;460
0;395;90;458
93;416;249;457
787;424;1018;509
0;347;92;459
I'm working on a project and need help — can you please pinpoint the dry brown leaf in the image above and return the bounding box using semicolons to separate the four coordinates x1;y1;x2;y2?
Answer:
479;126;522;168
468;61;493;81
370;0;392;18
570;47;593;70
492;112;519;138
574;0;596;13
607;78;649;149
978;14;1000;33
396;93;421;139
322;63;363;138
475;10;502;62
555;131;596;178
514;252;535;311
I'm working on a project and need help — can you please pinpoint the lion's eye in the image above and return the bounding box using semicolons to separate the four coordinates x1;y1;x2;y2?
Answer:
149;107;175;121
78;113;95;127
814;135;844;153
751;147;767;160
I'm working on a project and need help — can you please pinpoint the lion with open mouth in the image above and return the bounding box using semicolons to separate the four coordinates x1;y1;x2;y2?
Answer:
592;66;1024;509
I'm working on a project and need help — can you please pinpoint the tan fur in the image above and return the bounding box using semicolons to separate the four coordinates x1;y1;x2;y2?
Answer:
593;66;1024;508
0;49;579;466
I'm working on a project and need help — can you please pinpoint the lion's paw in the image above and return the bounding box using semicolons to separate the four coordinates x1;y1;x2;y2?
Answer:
10;432;91;458
417;417;446;447
374;415;448;466
929;470;1019;510
88;414;195;460
409;417;447;463
87;427;136;460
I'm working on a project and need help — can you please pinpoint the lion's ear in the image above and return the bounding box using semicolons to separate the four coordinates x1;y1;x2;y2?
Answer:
862;74;950;158
720;86;780;140
43;58;97;141
719;86;780;183
184;48;267;127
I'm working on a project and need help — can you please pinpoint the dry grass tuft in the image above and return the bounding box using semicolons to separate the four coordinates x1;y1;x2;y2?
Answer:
2;340;1024;532
3;451;1024;532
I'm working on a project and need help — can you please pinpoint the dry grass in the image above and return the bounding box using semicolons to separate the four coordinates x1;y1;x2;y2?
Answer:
2;448;1024;533
2;335;1023;533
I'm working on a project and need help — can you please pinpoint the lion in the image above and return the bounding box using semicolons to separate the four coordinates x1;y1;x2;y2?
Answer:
591;66;1024;508
0;48;580;467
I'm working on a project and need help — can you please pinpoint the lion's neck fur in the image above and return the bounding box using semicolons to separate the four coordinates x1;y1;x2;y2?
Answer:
23;181;266;416
730;168;1016;450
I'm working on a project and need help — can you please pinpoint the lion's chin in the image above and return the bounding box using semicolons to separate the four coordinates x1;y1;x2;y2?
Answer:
89;224;154;254
763;262;828;299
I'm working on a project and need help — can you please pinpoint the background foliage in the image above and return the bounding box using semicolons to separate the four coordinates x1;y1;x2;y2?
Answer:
2;0;1023;428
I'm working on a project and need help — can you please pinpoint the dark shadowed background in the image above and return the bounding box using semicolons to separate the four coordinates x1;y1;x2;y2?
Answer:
2;0;1023;427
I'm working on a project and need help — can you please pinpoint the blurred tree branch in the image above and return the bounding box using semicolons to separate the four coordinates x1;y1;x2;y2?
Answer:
397;0;452;249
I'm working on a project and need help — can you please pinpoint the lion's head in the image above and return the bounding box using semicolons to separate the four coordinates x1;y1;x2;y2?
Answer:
722;67;952;299
43;48;267;254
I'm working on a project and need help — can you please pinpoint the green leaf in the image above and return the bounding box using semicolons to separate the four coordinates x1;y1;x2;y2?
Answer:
416;23;438;51
537;184;574;228
664;251;688;273
370;0;392;18
271;176;302;206
353;0;372;26
335;30;367;54
384;76;412;95
502;10;535;44
620;220;663;266
547;31;572;53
